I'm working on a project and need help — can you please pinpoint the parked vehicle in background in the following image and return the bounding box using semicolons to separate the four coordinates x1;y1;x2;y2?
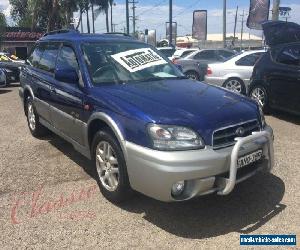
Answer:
156;47;176;60
0;62;21;84
171;48;198;62
249;21;300;115
19;30;274;203
0;52;25;64
0;69;6;87
175;49;236;81
204;50;265;95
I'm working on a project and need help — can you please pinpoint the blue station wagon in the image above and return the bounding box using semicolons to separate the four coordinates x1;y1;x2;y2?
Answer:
19;30;274;202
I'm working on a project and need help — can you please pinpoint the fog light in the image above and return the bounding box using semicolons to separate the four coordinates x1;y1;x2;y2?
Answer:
171;181;185;197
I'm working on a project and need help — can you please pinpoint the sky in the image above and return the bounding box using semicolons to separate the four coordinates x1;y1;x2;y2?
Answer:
1;0;300;39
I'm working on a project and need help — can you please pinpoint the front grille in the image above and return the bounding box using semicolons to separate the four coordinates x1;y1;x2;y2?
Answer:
213;120;260;149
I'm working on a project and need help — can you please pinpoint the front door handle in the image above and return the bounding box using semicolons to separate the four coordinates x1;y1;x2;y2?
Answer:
49;86;56;93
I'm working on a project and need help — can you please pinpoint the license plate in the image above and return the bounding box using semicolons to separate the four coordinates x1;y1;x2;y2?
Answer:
237;150;262;168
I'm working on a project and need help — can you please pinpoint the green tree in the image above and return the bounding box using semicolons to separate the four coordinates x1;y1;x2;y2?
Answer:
0;12;7;46
93;0;110;32
9;0;80;31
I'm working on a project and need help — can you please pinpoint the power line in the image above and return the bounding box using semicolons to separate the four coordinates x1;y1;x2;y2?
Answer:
137;0;167;17
173;0;200;18
129;0;138;34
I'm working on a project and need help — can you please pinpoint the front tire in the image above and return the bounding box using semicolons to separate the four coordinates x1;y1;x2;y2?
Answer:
92;129;132;203
26;96;49;137
185;70;200;81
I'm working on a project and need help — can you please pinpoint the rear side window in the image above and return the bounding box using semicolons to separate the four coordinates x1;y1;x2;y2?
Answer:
27;45;44;67
218;50;235;60
56;46;79;71
276;45;300;66
236;53;264;66
39;43;60;73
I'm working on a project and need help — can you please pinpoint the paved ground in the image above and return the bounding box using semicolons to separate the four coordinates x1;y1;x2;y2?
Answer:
0;84;299;249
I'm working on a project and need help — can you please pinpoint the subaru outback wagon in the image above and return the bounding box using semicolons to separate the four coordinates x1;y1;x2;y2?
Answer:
19;30;274;202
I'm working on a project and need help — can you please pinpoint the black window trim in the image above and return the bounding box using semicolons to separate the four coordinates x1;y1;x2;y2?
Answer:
27;41;61;77
275;44;300;68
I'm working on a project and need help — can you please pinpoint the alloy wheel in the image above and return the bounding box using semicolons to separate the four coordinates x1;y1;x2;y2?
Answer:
225;79;242;93
250;87;266;107
27;103;36;131
95;141;120;192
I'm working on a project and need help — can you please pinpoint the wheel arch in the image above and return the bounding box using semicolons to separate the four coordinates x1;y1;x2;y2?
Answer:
87;112;127;157
23;86;34;115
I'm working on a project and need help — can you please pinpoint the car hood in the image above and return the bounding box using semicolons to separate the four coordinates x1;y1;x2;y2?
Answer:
98;79;259;145
262;21;300;46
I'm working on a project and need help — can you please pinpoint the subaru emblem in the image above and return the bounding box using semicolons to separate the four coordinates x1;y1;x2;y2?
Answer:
235;127;245;137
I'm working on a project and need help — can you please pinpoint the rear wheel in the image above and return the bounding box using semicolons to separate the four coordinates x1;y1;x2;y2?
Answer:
249;85;269;113
26;96;49;137
92;129;132;203
223;78;246;95
185;70;200;81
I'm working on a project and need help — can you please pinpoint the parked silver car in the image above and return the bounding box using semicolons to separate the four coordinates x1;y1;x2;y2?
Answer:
204;50;265;94
175;49;236;81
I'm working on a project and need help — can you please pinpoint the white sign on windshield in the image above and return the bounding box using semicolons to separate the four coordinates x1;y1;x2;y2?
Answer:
111;48;167;72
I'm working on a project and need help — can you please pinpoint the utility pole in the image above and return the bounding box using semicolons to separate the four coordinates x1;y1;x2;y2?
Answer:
272;0;280;21
129;0;138;36
233;5;238;47
126;0;130;34
110;2;116;33
223;0;227;48
240;9;245;50
169;0;172;46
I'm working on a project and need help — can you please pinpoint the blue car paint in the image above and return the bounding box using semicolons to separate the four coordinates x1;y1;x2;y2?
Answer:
23;32;261;149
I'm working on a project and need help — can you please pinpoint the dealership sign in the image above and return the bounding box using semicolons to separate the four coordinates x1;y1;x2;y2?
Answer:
111;48;167;72
247;0;270;30
192;10;207;40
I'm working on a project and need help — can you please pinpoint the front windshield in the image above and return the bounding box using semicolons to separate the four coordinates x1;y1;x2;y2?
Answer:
82;42;184;85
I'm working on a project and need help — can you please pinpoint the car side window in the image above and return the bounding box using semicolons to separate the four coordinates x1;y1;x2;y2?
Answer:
218;50;235;60
56;46;79;71
277;45;300;66
27;44;44;68
236;53;263;66
194;50;215;60
38;43;60;73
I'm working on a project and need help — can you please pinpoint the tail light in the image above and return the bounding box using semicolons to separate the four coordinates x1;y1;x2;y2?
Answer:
206;66;212;75
172;58;178;64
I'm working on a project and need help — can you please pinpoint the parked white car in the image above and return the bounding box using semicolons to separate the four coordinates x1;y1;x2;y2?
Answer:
171;48;198;61
156;47;176;60
204;50;265;94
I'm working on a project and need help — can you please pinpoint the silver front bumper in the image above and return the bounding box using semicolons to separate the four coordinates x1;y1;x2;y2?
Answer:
125;126;274;202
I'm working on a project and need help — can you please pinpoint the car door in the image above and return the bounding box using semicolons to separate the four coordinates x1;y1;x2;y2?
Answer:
50;44;86;145
26;43;53;123
268;44;300;113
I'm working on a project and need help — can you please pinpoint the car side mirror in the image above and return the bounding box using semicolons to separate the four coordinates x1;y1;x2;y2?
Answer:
55;68;79;84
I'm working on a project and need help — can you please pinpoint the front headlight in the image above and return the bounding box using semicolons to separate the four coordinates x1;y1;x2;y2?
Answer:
148;124;205;150
259;106;266;128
